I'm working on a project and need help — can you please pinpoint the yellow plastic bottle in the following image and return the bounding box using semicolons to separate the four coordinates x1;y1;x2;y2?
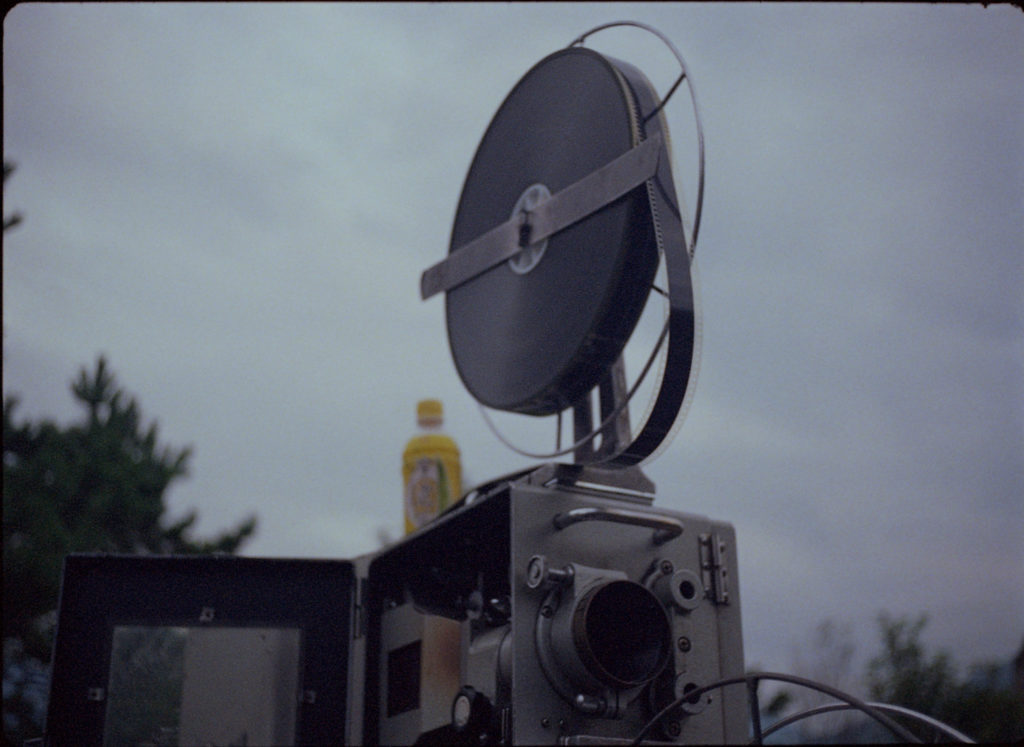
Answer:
402;399;461;534
401;400;463;732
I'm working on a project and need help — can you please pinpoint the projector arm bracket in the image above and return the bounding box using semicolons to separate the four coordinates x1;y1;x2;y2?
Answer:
420;132;662;299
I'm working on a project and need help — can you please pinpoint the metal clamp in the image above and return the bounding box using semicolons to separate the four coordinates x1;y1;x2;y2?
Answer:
552;507;682;545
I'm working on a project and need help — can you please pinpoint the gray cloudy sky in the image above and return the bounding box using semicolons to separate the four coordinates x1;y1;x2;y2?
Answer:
3;3;1022;680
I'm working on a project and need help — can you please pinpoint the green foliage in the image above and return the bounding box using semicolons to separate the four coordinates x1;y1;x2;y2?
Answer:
867;612;1024;742
3;356;257;742
867;612;955;718
766;613;1024;742
764;689;793;718
951;662;1024;744
3;160;24;232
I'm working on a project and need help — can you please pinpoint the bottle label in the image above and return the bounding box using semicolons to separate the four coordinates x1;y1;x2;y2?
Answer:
405;457;450;530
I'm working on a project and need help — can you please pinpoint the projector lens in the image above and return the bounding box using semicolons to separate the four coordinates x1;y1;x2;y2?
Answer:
571;580;671;688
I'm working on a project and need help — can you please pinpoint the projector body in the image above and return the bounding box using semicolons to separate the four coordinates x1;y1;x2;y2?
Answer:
366;466;746;745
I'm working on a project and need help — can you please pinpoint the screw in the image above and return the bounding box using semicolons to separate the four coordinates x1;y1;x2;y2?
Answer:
527;555;573;589
659;559;674;575
541;605;554;618
541;717;551;729
665;720;682;737
527;556;546;588
677;636;691;652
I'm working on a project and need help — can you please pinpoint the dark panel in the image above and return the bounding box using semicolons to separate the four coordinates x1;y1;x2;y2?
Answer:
45;555;354;747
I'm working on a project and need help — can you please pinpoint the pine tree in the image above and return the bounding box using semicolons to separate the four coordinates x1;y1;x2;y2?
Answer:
3;356;257;742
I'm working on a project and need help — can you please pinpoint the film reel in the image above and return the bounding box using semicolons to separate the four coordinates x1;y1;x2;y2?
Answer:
421;23;704;468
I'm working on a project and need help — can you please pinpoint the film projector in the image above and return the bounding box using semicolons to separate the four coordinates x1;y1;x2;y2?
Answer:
373;22;745;745
43;22;744;746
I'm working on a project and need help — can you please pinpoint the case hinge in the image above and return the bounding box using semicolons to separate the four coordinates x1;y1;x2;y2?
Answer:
699;533;730;605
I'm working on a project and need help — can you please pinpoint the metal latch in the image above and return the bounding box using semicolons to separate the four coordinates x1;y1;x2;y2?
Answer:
699;533;729;604
353;576;367;640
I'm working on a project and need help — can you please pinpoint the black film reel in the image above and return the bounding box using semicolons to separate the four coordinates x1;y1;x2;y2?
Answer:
422;24;703;468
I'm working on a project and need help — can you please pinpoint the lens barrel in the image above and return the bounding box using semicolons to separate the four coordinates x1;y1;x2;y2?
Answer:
569;580;671;689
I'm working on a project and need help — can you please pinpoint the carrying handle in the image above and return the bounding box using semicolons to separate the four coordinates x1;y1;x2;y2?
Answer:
552;506;683;545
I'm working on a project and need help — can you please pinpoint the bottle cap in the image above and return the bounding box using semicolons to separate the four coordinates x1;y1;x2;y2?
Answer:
417;399;443;425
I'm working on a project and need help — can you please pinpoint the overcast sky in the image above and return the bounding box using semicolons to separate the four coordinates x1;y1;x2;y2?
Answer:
4;3;1022;682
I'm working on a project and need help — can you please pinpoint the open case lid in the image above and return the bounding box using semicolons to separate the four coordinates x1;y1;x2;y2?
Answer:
45;554;356;746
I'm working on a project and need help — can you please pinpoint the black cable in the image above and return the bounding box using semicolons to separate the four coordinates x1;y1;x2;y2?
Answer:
747;678;763;744
631;671;921;745
761;700;976;743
